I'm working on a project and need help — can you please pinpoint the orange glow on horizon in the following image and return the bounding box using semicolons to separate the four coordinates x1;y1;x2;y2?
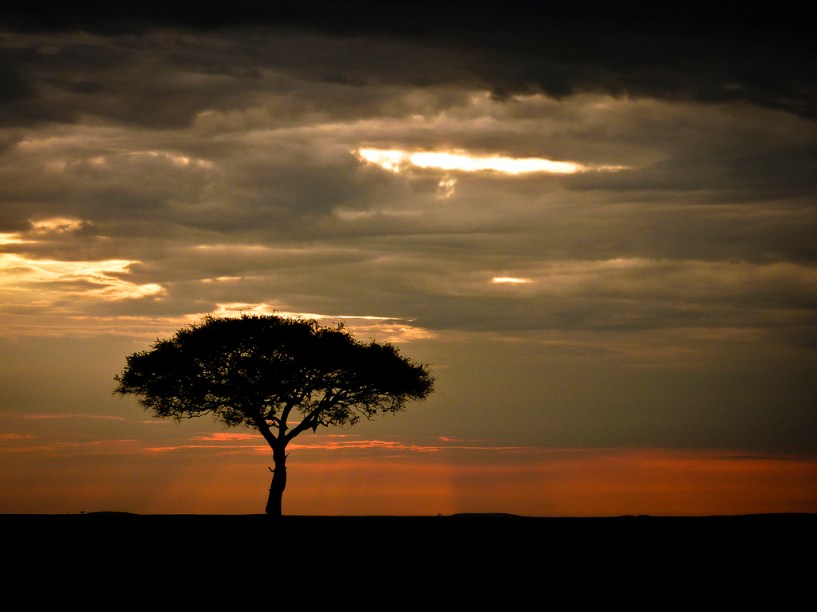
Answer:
2;444;815;516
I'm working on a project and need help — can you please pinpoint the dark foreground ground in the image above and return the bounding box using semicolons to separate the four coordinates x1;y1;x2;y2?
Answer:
7;513;817;584
4;511;817;532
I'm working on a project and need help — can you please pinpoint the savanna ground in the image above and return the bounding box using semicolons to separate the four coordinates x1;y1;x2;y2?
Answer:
4;511;816;532
7;512;815;586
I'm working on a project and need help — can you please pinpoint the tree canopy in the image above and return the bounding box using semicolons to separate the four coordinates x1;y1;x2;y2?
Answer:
113;314;434;516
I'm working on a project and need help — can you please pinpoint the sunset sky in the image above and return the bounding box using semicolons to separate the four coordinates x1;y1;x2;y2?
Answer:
1;2;816;516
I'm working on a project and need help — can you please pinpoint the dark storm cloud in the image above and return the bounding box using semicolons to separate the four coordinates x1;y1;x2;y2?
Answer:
2;1;815;124
0;32;265;128
0;29;476;131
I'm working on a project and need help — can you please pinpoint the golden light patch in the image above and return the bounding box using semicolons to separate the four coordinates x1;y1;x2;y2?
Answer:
0;254;164;301
492;276;532;284
356;148;407;173
410;151;582;174
436;175;457;198
354;147;602;176
30;217;85;234
210;303;435;343
128;150;214;169
0;232;25;246
1;216;86;245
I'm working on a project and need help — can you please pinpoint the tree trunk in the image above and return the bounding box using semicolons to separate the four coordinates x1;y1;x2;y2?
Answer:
265;445;287;516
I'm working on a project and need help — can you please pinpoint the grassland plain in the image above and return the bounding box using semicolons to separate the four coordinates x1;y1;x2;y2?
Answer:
5;510;817;539
5;511;817;529
5;512;815;596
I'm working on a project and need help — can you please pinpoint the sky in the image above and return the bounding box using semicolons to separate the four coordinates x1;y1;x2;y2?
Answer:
1;2;816;516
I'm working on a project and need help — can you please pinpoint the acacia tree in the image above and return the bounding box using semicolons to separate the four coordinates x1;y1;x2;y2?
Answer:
113;314;434;516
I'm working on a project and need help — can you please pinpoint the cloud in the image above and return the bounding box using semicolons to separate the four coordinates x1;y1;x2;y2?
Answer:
0;433;34;441
193;432;258;442
2;2;813;121
355;147;593;175
1;79;814;345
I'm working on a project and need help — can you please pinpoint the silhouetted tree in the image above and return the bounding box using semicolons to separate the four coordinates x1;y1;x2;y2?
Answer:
113;314;434;516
